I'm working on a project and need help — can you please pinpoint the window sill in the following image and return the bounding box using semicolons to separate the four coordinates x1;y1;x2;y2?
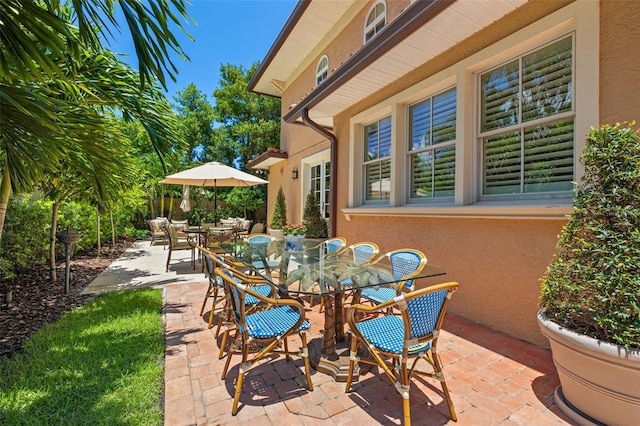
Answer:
341;201;572;220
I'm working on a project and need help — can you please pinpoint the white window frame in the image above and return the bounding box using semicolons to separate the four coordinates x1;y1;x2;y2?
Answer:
364;0;386;43
301;150;331;220
407;87;457;203
316;55;329;87
345;1;598;220
476;35;576;201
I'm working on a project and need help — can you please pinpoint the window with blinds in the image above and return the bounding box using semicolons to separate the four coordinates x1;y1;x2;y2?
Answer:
408;88;456;200
364;116;391;201
479;36;574;196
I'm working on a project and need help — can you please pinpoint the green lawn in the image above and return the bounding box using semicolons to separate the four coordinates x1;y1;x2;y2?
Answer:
0;289;165;425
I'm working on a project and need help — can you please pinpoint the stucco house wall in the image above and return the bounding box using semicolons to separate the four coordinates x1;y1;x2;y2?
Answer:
263;0;639;347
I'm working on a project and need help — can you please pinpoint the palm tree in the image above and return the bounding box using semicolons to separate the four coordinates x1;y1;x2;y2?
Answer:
0;1;193;239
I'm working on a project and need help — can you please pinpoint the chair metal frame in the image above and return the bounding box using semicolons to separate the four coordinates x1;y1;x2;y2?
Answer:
216;267;314;415
345;282;459;425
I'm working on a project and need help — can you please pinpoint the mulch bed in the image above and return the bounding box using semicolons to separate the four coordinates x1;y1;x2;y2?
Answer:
0;238;135;359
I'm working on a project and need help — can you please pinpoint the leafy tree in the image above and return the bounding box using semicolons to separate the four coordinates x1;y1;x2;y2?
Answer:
40;123;135;280
174;84;215;163
0;1;192;240
224;187;265;219
211;62;281;167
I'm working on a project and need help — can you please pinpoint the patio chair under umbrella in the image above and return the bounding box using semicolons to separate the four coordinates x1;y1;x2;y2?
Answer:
160;161;268;216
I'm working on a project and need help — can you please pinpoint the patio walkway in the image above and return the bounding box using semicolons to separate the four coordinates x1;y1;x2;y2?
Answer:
85;240;576;425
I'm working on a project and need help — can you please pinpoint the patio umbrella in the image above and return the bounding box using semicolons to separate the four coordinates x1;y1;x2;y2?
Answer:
160;161;268;215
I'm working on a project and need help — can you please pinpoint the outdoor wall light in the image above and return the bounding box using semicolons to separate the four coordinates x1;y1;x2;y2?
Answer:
291;168;298;180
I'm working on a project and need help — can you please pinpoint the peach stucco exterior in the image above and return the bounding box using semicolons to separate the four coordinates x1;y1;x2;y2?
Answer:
261;0;640;347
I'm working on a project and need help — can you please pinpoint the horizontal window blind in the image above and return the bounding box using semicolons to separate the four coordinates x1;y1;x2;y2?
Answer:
480;36;574;196
409;88;456;200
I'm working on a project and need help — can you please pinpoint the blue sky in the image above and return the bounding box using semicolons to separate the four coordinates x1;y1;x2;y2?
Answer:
107;0;297;103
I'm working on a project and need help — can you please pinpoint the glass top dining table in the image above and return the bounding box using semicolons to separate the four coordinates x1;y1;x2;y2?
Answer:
225;240;445;292
223;239;447;361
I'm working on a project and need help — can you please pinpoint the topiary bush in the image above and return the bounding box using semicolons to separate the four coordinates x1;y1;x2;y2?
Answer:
270;186;287;229
302;192;328;238
539;123;640;349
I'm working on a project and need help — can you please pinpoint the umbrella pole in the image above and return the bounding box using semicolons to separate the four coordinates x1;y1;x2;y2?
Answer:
214;180;217;224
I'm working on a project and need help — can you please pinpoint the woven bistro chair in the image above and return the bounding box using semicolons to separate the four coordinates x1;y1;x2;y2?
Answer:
207;253;278;359
245;233;280;273
216;267;314;415
304;237;347;307
345;282;459;425
324;241;380;310
359;249;427;307
164;223;196;272
203;227;235;254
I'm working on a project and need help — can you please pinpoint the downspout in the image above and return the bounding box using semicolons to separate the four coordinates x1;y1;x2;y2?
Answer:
301;108;337;238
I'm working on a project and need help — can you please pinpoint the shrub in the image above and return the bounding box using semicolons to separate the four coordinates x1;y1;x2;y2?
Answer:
302;192;328;238
0;195;51;273
270;186;287;229
539;123;640;349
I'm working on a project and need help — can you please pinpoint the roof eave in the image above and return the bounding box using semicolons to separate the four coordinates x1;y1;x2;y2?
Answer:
247;0;311;95
282;0;455;123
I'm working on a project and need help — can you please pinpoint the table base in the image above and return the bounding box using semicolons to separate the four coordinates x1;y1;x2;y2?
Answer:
308;337;359;382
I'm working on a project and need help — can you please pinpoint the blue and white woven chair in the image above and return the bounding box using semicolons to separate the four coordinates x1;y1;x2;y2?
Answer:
323;236;347;254
199;249;227;325
216;267;314;415
359;249;427;307
245;233;280;272
318;241;380;311
198;249;267;329
345;282;459;425
204;252;277;360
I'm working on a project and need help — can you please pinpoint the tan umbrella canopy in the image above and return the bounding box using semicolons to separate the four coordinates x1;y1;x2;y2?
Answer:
160;161;268;214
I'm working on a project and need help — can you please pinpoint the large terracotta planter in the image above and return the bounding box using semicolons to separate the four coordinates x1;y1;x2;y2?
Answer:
538;311;640;425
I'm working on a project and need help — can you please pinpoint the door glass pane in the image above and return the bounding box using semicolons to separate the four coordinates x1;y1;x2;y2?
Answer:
324;162;330;219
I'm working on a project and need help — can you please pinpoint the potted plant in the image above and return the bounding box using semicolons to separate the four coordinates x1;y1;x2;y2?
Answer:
269;186;287;241
538;123;640;425
302;192;328;239
282;223;307;251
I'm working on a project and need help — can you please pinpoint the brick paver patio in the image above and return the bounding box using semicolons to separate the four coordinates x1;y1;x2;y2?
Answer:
163;280;576;425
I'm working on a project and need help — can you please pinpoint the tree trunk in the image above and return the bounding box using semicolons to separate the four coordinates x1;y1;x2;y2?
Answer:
160;193;165;217
109;210;115;245
148;196;156;218
96;207;101;257
0;165;11;241
49;202;60;282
